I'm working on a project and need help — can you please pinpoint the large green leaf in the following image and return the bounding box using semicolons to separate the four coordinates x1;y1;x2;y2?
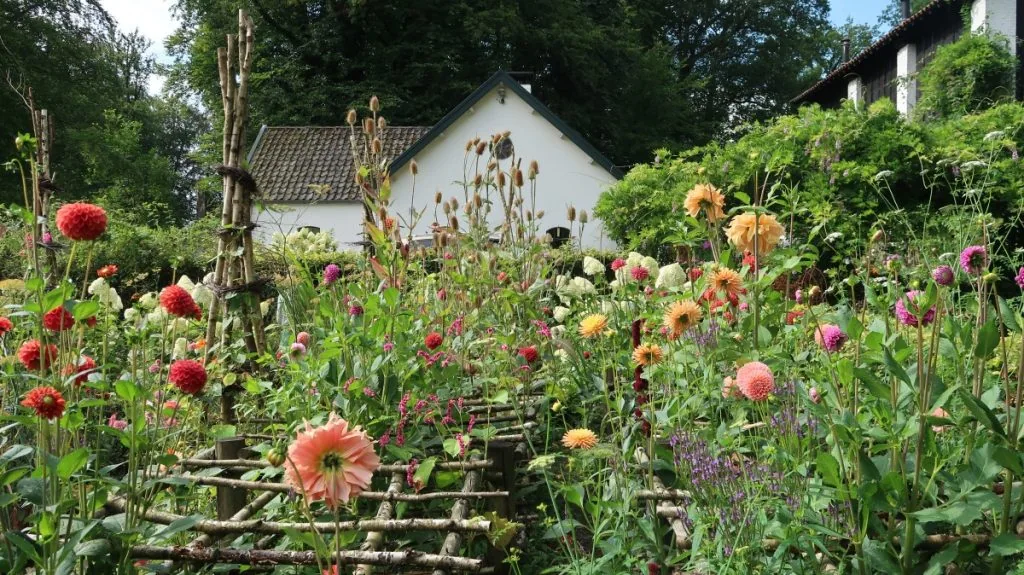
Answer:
958;389;1005;438
974;319;999;359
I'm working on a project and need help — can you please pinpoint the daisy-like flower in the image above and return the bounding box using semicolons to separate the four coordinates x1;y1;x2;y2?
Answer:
630;266;650;281
895;290;936;327
632;343;663;366
663;300;701;338
285;413;381;507
21;386;66;419
55;202;107;241
561;428;598;449
735;361;775;401
683;183;726;222
96;264;118;279
959;245;987;276
725;212;785;255
814;324;847;353
710;267;743;299
578;314;608;338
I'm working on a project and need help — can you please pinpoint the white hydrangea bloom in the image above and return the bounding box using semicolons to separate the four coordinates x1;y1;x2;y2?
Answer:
166;318;190;334
582;256;604;277
146;307;167;325
610;279;621;290
655;263;687;289
641;256;659;277
176;275;196;292
105;289;124;311
552;306;570;323
600;300;616;315
139;292;159;310
124;308;140;324
192;283;214;307
172;337;188;359
550;325;566;338
626;252;645;268
570;276;595;296
88;277;109;296
554;349;570;363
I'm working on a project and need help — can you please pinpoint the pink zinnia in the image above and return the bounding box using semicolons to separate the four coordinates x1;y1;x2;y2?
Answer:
932;265;954;286
107;413;128;431
284;413;381;508
630;266;649;281
814;324;847;353
895;290;935;327
610;258;626;271
959;245;987;275
323;264;341;286
735;361;775;401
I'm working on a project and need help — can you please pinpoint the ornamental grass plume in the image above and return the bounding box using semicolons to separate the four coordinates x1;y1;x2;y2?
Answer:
683;183;726;222
285;413;381;507
561;428;599;449
959;245;987;276
42;306;75;332
725;212;785;255
21;386;66;419
169;359;208;395
735;361;775;401
18;340;58;371
895;290;936;327
632;343;663;366
55;202;107;241
578;313;608;338
663;300;701;338
814;324;847;353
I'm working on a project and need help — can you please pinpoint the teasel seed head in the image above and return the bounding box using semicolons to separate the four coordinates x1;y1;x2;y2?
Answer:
497;172;506;187
529;160;539;179
434;191;443;204
372;137;383;154
513;169;524;187
377;116;387;130
536;209;545;219
449;197;459;211
362;118;375;134
346;109;357;126
369;95;380;112
450;216;460;231
579;210;589;224
475;141;487;156
410;160;418;176
567;206;577;222
474;193;482;208
474;174;483;187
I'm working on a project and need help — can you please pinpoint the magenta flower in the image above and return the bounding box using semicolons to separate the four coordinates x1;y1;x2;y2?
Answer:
932;265;954;286
959;245;987;275
290;342;307;357
814;324;847;352
895;290;936;327
1016;266;1024;289
323;263;341;285
349;305;364;316
610;258;626;271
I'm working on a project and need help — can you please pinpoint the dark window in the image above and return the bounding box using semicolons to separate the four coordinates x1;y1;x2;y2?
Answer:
547;226;571;248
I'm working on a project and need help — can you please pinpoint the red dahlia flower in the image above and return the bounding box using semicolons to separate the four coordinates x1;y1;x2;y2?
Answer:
424;332;443;350
56;202;107;241
42;306;75;331
0;317;13;336
21;386;66;419
169;359;208;395
518;346;539;363
18;339;59;370
97;264;118;278
160;285;198;318
63;355;97;385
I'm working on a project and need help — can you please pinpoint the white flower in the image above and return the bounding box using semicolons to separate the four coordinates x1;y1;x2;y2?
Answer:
825;232;843;243
176;275;196;292
192;283;214;307
139;292;158;310
554;349;570;363
582;256;604;277
610;279;621;290
260;299;272;317
655;263;687;289
640;256;659;277
105;289;124;311
626;252;644;268
172;337;188;359
146;307;167;325
167;318;189;333
552;306;570;323
550;325;566;338
600;300;616;315
124;308;140;323
88;277;109;296
571;276;595;295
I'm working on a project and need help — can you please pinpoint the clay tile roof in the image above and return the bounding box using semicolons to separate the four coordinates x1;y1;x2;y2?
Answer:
248;126;431;203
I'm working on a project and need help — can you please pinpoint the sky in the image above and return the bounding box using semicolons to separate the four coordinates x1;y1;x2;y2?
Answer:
830;0;891;27
99;0;177;93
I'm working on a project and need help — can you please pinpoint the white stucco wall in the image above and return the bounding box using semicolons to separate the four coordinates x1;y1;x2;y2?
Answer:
971;0;1018;57
252;201;366;251
896;43;918;115
388;82;619;250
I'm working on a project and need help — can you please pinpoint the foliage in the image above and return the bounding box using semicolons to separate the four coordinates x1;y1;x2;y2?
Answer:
915;33;1016;121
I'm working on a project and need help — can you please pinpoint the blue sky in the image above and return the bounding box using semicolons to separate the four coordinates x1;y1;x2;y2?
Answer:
830;0;891;27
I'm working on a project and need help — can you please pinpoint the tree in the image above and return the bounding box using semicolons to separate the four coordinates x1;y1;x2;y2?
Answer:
878;0;933;28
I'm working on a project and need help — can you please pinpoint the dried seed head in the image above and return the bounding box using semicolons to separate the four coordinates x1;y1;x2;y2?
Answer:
502;130;511;139
438;232;448;248
487;159;497;172
369;95;380;112
464;202;473;215
526;210;533;221
579;210;589;224
473;174;483;187
449;197;459;210
567;206;577;222
497;172;506;187
442;202;451;215
475;141;487;155
372;138;383;154
474;193;482;208
434;191;443;204
465;139;474;152
362;118;375;134
529;160;539;179
346;109;357;126
514;196;523;207
513;169;524;187
377;117;387;130
536;209;545;219
450;216;459;231
410;160;418;176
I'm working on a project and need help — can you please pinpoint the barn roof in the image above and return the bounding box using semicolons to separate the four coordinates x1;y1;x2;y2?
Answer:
248;126;430;203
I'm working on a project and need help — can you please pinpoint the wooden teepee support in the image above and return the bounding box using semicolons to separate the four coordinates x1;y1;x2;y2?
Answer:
204;10;266;422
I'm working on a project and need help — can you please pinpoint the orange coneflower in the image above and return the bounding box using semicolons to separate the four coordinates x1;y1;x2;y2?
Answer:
710;268;743;299
578;314;608;338
663;300;702;338
683;184;726;222
632;343;663;367
561;428;599;449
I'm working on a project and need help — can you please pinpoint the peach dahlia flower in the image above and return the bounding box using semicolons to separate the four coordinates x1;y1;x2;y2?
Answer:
285;413;381;508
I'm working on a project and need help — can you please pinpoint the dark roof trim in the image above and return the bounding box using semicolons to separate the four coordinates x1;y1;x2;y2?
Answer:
246;124;268;166
390;70;622;179
791;0;963;104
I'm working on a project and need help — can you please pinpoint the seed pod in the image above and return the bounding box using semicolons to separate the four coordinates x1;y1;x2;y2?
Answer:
529;160;539;179
369;95;380;112
438;232;448;248
497;172;506;187
514;197;523;207
474;193;482;208
450;216;459;231
362;118;375;134
465;139;473;152
536;209;545;219
410;160;418;176
474;174;483;187
377;116;387;130
464;202;473;215
487;159;497;172
434;191;443;204
513;169;524;187
442;202;451;215
526;210;533;221
346;109;357;126
449;197;459;211
372;138;383;154
567;206;577;222
579;210;589;224
475;141;487;155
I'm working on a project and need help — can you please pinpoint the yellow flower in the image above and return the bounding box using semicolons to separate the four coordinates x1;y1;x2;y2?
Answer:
724;212;785;255
562;428;599;449
578;314;608;338
632;343;663;367
710;267;744;299
663;300;702;338
683;183;726;222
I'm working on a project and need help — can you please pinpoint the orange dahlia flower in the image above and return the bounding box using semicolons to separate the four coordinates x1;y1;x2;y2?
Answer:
632;343;663;367
578;314;608;338
724;212;784;255
561;428;598;449
663;300;701;338
710;268;743;299
285;413;381;508
683;184;726;222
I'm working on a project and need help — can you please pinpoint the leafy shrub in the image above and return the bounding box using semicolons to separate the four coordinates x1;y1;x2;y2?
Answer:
915;33;1015;120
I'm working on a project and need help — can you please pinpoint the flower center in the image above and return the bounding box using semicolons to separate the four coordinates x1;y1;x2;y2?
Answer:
42;396;54;406
321;452;344;471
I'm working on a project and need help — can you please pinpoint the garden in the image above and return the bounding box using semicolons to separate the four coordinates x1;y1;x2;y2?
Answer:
5;12;1024;575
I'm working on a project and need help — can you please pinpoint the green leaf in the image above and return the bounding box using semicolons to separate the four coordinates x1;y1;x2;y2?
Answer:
0;444;33;463
72;300;99;321
883;347;911;386
999;297;1021;333
413;457;436;489
442;438;460;458
855;368;891;401
114;380;138;402
151;515;203;541
990;534;1024;556
73;539;111;557
16;477;44;505
815;453;841;487
974;319;999;359
208;425;237;440
57;448;89;479
958;389;1006;438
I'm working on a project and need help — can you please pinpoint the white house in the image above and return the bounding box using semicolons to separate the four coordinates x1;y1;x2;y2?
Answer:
248;71;622;250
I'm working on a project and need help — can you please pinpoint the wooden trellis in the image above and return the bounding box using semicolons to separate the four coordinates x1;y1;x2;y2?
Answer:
106;397;539;573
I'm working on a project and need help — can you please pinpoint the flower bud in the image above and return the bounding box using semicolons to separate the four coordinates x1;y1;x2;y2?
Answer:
983;272;1000;284
552;400;562;412
410;160;418;176
346;109;357;126
434;191;443;204
369;95;380;112
529;160;539;179
870;229;885;243
808;285;821;300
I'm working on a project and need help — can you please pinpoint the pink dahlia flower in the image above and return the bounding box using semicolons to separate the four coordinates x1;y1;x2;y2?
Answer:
895;290;935;327
959;245;987;276
735;361;775;401
814;324;847;353
1016;266;1024;289
932;265;954;286
284;413;381;507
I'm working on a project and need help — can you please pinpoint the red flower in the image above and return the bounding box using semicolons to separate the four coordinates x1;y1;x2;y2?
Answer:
689;267;703;281
63;356;97;385
518;346;539;363
21;386;66;419
610;258;626;271
55;202;107;241
630;266;649;281
18;339;58;370
160;285;198;318
84;316;98;327
97;264;118;278
0;317;13;336
169;359;207;395
496;272;508;283
42;306;75;331
785;310;804;325
425;332;443;350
